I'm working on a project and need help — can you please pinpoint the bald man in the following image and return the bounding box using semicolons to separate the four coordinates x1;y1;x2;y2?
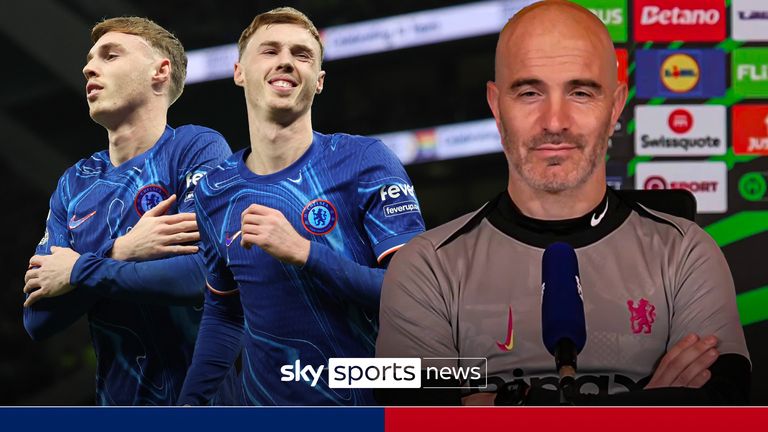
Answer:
375;1;750;405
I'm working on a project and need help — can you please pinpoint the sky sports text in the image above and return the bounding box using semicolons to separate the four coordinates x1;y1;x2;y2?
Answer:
280;358;488;389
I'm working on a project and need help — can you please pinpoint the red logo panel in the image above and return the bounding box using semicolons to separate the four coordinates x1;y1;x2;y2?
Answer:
616;48;628;85
733;105;768;156
634;0;725;42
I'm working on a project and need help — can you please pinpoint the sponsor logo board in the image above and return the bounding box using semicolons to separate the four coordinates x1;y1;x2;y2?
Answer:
732;0;768;41
732;105;768;156
636;49;725;99
634;0;725;42
732;48;768;98
635;105;726;156
635;161;727;213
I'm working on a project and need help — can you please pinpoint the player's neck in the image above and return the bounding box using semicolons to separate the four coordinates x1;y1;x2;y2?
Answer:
105;108;167;167
507;171;607;221
246;110;314;175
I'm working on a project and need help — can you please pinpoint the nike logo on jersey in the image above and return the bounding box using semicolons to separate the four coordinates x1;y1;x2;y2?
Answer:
496;306;515;352
225;230;242;247
288;172;302;184
68;211;97;230
590;197;609;227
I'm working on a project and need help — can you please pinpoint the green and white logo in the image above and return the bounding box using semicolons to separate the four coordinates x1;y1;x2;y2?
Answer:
572;0;628;42
739;172;767;202
732;48;768;98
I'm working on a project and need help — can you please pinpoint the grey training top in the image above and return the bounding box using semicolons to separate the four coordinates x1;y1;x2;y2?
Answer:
376;189;749;396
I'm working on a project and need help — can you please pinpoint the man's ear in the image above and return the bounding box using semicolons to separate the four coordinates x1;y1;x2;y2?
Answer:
316;70;326;94
487;80;503;132
151;58;172;91
234;62;245;88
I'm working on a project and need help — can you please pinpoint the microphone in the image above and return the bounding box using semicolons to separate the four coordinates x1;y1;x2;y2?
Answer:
541;242;586;404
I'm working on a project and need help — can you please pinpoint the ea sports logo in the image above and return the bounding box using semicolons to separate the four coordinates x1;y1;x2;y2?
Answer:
301;199;337;235
660;53;700;93
644;176;668;190
134;184;169;216
668;109;694;134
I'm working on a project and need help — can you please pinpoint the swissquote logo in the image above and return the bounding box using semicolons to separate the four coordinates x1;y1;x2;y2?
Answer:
634;0;725;42
635;161;727;214
635;105;726;156
732;105;768;156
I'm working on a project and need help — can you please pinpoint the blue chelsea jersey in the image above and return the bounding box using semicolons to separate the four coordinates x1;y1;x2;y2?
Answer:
32;125;234;405
194;132;425;405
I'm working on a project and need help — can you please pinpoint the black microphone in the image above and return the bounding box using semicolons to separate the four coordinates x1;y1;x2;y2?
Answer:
541;242;586;404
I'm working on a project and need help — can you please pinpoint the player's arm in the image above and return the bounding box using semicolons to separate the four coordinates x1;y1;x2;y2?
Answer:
640;225;751;403
504;226;751;406
179;201;243;406
23;175;100;340
25;132;233;307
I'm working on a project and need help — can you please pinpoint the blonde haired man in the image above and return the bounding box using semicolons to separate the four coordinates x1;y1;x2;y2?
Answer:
23;17;238;405
179;8;424;405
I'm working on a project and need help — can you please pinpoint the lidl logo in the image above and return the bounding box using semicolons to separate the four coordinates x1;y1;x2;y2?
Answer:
573;0;628;43
732;0;768;42
634;0;725;42
660;53;700;93
636;49;725;99
732;105;768;156
732;48;768;98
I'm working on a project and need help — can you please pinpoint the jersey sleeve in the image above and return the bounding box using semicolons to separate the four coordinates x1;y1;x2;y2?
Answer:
178;188;243;405
357;139;425;263
24;172;100;340
175;131;232;214
668;225;750;362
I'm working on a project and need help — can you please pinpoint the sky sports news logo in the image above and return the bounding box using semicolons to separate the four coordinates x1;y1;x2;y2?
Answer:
280;358;488;389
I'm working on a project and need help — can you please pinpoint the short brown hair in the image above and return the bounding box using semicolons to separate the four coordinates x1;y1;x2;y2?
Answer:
91;17;187;105
238;7;324;61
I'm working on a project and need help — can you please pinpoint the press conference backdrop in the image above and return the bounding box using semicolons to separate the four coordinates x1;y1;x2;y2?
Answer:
2;0;766;404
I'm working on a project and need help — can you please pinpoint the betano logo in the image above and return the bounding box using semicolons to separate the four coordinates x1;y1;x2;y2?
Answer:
634;0;725;42
660;54;700;93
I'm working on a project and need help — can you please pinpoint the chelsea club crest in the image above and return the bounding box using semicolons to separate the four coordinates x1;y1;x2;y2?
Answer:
134;184;170;216
301;199;337;235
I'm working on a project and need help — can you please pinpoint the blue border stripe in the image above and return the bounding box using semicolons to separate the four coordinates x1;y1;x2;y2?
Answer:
0;407;385;432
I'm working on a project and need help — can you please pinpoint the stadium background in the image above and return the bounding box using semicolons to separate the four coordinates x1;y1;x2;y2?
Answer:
0;0;765;404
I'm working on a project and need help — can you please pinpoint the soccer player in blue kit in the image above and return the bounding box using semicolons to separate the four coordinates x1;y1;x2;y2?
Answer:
22;17;239;405
178;8;425;405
